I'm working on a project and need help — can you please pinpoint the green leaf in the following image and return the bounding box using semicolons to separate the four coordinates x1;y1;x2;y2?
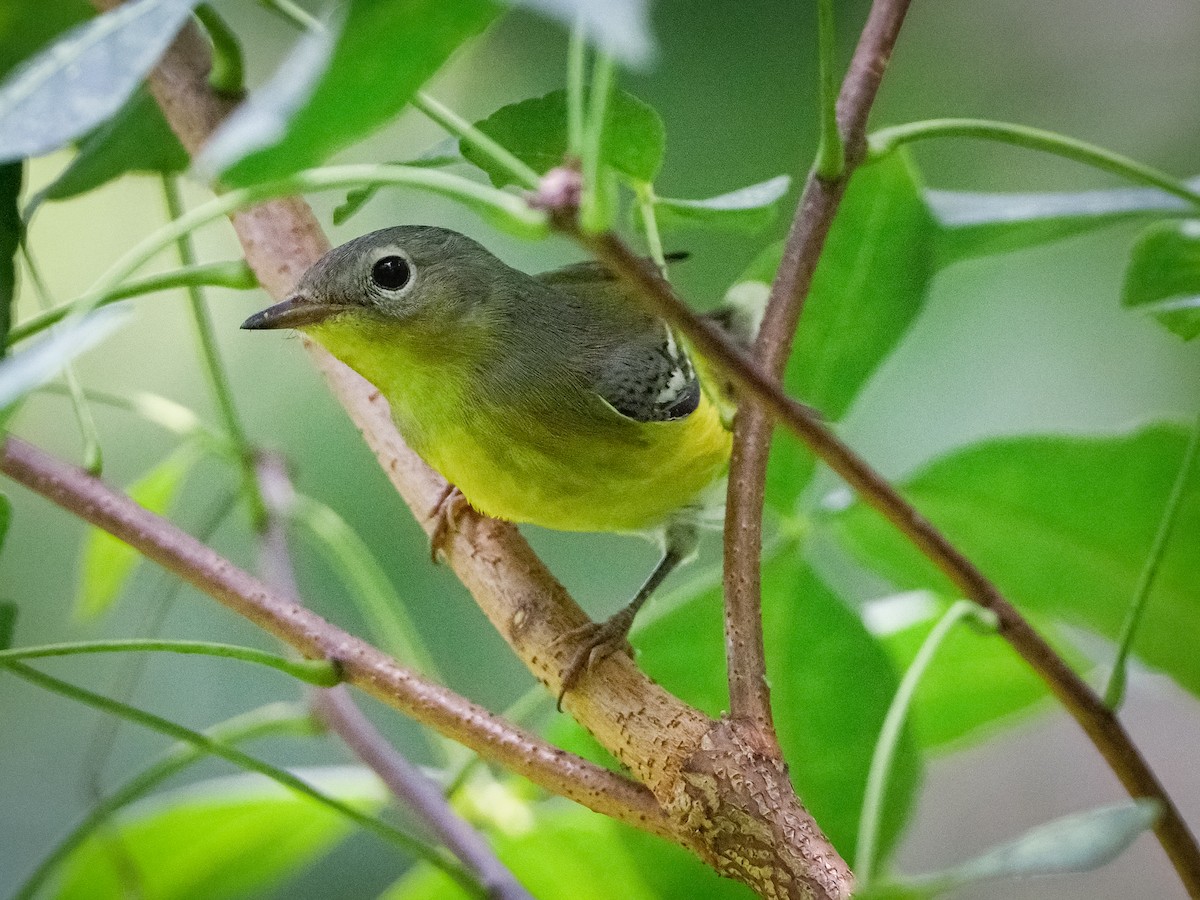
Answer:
0;0;200;163
28;89;186;209
649;175;791;233
831;424;1200;700
0;0;91;81
0;602;14;651
1121;219;1200;340
0;490;9;549
77;442;198;618
868;592;1085;750
332;142;462;226
927;179;1199;268
553;551;922;866
55;767;384;900
0;160;21;355
465;88;665;188
203;0;499;187
504;0;654;66
0;307;128;424
738;152;937;510
385;808;744;900
903;800;1161;896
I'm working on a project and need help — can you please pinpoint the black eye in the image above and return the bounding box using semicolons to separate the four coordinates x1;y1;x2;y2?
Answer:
371;255;411;290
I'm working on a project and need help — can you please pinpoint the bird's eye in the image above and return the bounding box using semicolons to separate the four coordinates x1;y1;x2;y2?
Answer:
371;255;411;291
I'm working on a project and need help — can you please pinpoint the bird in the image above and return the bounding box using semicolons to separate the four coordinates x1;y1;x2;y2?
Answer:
242;225;736;704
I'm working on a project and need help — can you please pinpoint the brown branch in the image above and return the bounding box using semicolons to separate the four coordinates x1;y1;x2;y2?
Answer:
567;1;1200;888
0;435;669;835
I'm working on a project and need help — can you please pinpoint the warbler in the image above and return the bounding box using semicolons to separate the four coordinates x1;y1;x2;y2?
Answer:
242;226;736;700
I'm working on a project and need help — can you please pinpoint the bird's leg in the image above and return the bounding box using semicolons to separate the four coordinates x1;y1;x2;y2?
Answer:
555;521;698;710
427;483;469;563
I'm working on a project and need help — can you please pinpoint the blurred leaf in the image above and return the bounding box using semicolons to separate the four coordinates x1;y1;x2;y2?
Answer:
927;178;1200;268
0;0;200;163
56;767;384;900
899;800;1161;897
1121;219;1200;340
204;0;498;186
739;152;936;511
0;600;14;651
554;550;922;865
830;424;1200;699
77;442;198;618
465;88;665;188
332;141;463;225
0;490;9;549
868;593;1085;750
0;160;20;355
649;175;791;233
503;0;654;66
0;307;128;425
28;89;186;209
386;808;745;900
0;0;91;81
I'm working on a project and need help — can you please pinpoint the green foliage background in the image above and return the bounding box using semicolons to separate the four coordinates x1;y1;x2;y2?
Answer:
0;0;1197;898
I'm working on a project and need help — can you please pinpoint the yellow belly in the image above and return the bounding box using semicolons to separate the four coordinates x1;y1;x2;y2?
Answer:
421;390;731;533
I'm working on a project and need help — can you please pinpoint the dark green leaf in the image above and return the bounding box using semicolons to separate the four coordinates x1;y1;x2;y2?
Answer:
0;160;21;355
870;592;1086;750
77;442;198;618
650;175;791;233
504;0;654;66
0;0;200;163
831;424;1200;700
56;767;383;899
384;808;746;900
928;178;1200;268
28;89;186;209
1122;219;1200;340
737;152;937;511
0;0;91;81
204;0;499;186
0;307;128;423
554;551;922;866
0;600;14;651
465;88;665;188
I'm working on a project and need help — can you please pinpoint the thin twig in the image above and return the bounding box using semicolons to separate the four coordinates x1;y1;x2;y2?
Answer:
255;453;534;900
0;435;670;837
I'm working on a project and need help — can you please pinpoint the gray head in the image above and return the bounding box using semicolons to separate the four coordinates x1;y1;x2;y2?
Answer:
241;226;505;332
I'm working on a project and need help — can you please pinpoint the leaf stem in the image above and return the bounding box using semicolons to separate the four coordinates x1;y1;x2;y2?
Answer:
814;0;845;179
566;21;587;159
3;661;481;894
580;51;615;232
194;4;244;96
634;182;669;277
412;91;541;190
258;0;321;33
12;702;318;900
855;601;996;885
1104;413;1200;708
160;176;266;529
0;638;340;685
869;119;1200;208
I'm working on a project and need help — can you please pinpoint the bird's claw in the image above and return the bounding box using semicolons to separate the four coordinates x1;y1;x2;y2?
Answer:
553;610;637;712
427;484;468;563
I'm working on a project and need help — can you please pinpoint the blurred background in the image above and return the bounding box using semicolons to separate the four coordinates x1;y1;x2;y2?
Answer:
2;0;1198;897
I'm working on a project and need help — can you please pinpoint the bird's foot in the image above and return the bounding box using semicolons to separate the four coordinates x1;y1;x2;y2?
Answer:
427;484;468;563
553;606;639;711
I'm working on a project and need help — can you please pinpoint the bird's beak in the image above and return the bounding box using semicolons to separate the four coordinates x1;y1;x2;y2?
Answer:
241;294;350;330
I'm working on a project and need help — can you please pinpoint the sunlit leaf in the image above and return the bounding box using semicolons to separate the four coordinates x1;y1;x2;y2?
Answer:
203;0;498;186
0;160;20;355
503;0;654;66
0;0;200;163
55;767;385;900
465;88;665;188
1121;219;1200;340
552;550;922;866
927;178;1199;267
831;424;1200;700
28;89;187;209
0;307;128;424
77;442;198;618
649;175;791;233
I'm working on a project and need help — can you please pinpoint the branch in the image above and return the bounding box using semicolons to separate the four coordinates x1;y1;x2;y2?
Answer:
0;435;666;837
